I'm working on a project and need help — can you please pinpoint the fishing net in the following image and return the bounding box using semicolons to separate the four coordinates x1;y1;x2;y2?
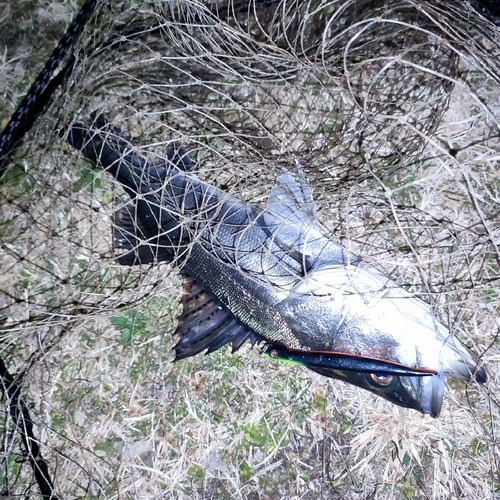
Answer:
0;0;499;498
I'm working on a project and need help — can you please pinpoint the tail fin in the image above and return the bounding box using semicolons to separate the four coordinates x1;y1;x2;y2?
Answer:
113;201;174;266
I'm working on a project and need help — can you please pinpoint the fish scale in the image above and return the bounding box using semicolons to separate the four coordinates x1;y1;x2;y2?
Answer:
185;241;299;347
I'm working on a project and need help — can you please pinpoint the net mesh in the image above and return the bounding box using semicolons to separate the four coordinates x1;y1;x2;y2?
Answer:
0;1;499;498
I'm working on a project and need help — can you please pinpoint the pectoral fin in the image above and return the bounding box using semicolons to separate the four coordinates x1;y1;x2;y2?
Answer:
174;274;260;360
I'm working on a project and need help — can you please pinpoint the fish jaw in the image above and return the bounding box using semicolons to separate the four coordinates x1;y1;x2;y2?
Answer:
413;374;445;417
410;333;487;417
306;366;441;415
438;334;487;383
277;262;486;415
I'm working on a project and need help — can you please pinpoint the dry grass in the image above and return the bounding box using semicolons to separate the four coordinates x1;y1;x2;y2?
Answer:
1;1;500;498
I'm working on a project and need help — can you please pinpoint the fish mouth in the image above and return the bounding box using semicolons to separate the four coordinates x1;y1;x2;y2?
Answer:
266;339;487;417
442;353;488;384
413;375;445;418
414;338;487;418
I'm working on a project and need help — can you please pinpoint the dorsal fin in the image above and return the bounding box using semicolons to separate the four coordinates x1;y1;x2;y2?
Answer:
259;168;322;272
144;144;195;181
266;168;318;228
174;274;260;360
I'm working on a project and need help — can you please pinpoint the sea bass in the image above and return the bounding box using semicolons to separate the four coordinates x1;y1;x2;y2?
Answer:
66;115;486;417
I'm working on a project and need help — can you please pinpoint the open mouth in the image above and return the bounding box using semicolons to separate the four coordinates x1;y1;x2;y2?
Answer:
416;360;487;418
416;375;445;418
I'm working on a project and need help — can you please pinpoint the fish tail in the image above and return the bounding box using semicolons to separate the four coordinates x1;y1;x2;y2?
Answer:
67;116;146;197
67;115;197;266
113;201;175;266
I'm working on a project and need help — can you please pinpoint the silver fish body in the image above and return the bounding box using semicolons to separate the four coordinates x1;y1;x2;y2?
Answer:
67;116;486;417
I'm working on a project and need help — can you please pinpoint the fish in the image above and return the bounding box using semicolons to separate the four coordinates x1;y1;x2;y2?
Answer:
66;114;486;417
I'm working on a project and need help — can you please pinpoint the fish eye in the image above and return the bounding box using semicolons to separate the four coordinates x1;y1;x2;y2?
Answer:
367;373;394;387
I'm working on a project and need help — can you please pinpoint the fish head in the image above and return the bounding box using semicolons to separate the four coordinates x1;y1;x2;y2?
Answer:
309;366;447;417
276;263;487;417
